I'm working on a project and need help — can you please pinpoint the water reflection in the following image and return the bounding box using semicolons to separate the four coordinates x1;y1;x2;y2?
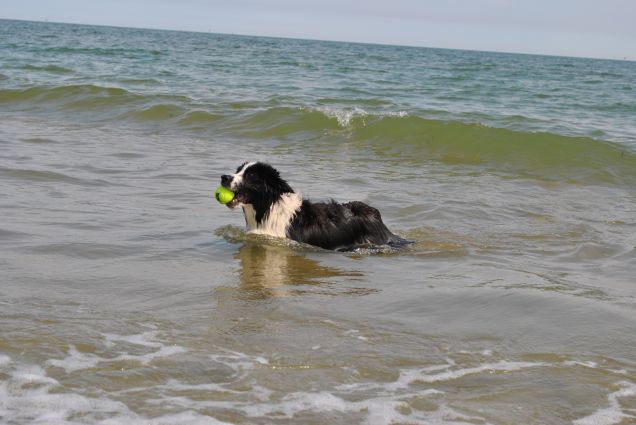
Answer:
234;242;364;299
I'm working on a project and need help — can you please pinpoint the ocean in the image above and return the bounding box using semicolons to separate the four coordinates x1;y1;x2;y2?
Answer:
1;19;635;424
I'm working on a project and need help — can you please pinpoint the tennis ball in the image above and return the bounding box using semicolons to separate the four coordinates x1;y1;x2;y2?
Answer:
215;186;235;204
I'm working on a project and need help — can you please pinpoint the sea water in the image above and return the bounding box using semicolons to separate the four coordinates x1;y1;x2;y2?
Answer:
1;19;635;424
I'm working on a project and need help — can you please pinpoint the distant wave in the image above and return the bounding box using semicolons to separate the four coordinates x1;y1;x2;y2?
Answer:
2;84;635;185
0;84;137;104
32;45;163;58
17;64;75;74
0;84;189;120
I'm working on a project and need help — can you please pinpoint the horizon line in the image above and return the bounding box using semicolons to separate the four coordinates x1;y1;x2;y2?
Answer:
2;17;633;63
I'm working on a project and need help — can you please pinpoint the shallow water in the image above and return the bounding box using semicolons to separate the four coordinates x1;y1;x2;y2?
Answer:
1;20;636;425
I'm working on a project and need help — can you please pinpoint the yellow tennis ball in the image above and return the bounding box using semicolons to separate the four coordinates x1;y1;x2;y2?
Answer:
215;186;235;204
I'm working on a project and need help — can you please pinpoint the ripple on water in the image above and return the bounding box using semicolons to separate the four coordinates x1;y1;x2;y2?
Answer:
0;167;114;187
26;242;146;259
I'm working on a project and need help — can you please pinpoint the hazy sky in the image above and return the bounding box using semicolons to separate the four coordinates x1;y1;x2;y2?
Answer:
3;0;635;59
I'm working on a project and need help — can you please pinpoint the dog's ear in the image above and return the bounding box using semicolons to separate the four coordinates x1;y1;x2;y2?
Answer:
236;161;250;173
257;163;293;195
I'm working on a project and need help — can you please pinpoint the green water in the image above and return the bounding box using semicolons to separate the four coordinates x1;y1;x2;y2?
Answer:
1;19;635;425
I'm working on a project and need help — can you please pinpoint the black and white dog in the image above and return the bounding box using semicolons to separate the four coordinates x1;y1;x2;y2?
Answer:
220;162;408;251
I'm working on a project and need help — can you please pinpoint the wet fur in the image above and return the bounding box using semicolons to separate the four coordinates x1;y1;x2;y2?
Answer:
221;162;407;251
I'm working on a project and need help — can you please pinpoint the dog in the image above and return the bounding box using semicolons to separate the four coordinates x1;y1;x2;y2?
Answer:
220;162;409;251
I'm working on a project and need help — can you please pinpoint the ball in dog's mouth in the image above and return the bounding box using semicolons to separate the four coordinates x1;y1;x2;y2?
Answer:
225;192;246;209
215;186;235;204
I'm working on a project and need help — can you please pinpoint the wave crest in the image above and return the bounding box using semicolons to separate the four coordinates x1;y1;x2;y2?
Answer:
2;84;634;185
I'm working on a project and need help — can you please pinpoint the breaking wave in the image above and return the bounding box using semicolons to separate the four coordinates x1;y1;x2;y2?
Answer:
2;84;635;185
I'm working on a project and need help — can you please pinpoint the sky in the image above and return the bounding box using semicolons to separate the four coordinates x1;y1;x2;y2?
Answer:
2;0;635;60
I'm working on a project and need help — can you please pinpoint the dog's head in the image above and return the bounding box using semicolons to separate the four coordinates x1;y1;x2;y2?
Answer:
220;162;294;209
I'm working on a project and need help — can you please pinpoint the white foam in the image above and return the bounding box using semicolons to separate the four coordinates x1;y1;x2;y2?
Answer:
104;331;164;348
319;106;368;126
373;359;544;392
0;353;12;367
100;411;234;425
47;345;102;372
411;360;546;383
312;106;408;127
46;332;186;373
564;360;599;369
0;362;128;424
4;345;554;425
9;364;58;387
418;361;458;374
564;359;628;375
209;348;269;373
0;360;234;425
386;110;409;118
573;381;636;425
116;344;186;363
126;349;489;424
155;378;270;399
240;389;463;425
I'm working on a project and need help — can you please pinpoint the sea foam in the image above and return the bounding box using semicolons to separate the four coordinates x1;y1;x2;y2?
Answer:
46;331;186;373
573;381;636;425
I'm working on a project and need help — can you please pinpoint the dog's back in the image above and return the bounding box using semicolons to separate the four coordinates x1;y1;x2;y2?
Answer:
288;200;407;251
